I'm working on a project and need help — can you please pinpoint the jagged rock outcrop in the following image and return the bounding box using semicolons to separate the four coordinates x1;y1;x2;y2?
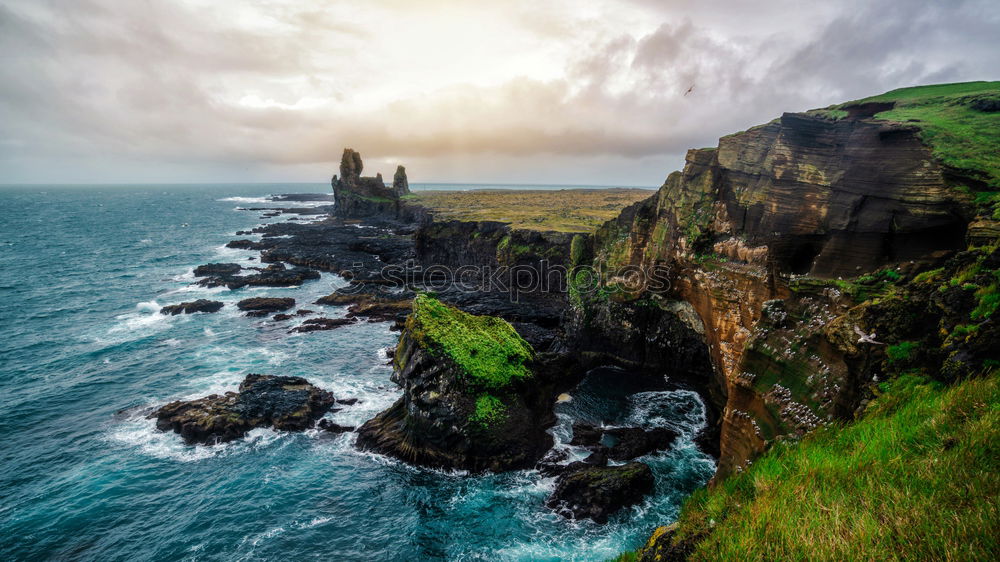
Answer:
355;295;579;472
149;374;335;444
332;148;409;218
392;165;410;196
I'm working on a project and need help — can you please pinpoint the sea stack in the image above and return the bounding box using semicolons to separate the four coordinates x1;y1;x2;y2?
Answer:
355;295;566;472
331;148;408;218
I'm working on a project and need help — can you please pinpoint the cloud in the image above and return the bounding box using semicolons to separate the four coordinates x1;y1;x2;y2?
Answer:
0;0;997;184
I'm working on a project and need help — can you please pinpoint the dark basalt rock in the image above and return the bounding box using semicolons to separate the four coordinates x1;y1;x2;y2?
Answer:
198;262;320;290
272;313;293;321
149;374;335;445
355;299;583;472
318;420;355;434
290;317;356;333
546;462;655;524
568;423;678;461
332;148;409;218
193;263;242;277
159;299;224;315
237;297;295;312
226;239;259;250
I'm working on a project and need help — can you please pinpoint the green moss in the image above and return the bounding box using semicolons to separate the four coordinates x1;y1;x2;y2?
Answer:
886;340;919;365
407;294;533;389
650;371;1000;561
469;393;507;428
971;279;999;321
913;267;945;283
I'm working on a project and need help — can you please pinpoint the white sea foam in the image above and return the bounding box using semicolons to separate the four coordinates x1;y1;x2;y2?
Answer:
108;416;287;462
217;196;269;203
626;389;706;436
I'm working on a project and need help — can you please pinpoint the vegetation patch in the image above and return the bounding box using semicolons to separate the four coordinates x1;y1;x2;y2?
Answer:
626;371;1000;560
407;294;533;389
469;393;507;428
406;188;653;233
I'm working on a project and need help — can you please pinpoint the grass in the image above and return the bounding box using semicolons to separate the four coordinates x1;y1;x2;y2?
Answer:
839;81;1000;189
886;341;919;365
407;294;533;389
631;371;1000;561
469;393;507;428
404;188;653;232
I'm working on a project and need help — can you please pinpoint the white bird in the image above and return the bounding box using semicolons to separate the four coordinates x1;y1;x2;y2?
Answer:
854;326;884;345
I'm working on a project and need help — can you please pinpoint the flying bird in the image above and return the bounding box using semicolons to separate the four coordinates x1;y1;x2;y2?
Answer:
684;84;695;96
854;326;885;345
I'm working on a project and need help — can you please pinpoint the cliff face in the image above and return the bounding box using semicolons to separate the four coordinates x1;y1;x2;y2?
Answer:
577;97;996;479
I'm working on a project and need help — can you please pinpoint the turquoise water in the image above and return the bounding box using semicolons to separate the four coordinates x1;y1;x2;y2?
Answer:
0;183;711;561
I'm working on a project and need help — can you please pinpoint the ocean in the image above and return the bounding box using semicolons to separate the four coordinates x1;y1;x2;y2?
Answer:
0;183;712;561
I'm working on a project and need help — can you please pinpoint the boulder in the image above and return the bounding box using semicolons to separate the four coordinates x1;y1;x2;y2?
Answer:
193;263;241;277
236;297;295;312
149;374;335;444
546;462;655;524
160;299;224;315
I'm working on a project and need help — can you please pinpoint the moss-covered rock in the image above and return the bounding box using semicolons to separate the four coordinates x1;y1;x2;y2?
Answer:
356;295;580;472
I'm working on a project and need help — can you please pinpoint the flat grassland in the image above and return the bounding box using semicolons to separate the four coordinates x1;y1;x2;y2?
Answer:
404;188;653;232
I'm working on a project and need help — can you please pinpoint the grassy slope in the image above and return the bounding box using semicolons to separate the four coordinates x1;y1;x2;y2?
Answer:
845;81;1000;192
623;372;999;561
405;188;652;232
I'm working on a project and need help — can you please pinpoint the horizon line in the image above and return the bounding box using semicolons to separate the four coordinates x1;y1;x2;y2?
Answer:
0;181;661;189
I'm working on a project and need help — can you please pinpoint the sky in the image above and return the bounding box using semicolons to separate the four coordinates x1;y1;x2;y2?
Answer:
0;0;997;186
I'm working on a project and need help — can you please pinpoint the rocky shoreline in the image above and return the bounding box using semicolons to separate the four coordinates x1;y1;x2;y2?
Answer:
143;152;688;524
148;87;1000;530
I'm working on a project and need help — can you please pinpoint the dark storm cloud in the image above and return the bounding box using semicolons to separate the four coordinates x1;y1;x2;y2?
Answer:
0;0;996;184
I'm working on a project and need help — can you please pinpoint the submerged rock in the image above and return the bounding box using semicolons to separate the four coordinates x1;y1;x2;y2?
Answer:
289;317;355;333
159;299;224;315
546;462;655;524
356;295;579;472
149;374;335;445
569;423;678;461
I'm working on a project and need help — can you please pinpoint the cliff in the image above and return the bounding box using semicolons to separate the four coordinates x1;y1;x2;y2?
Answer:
573;81;1000;480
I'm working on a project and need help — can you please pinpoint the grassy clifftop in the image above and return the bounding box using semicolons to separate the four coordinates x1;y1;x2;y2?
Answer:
622;371;999;561
844;81;1000;191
